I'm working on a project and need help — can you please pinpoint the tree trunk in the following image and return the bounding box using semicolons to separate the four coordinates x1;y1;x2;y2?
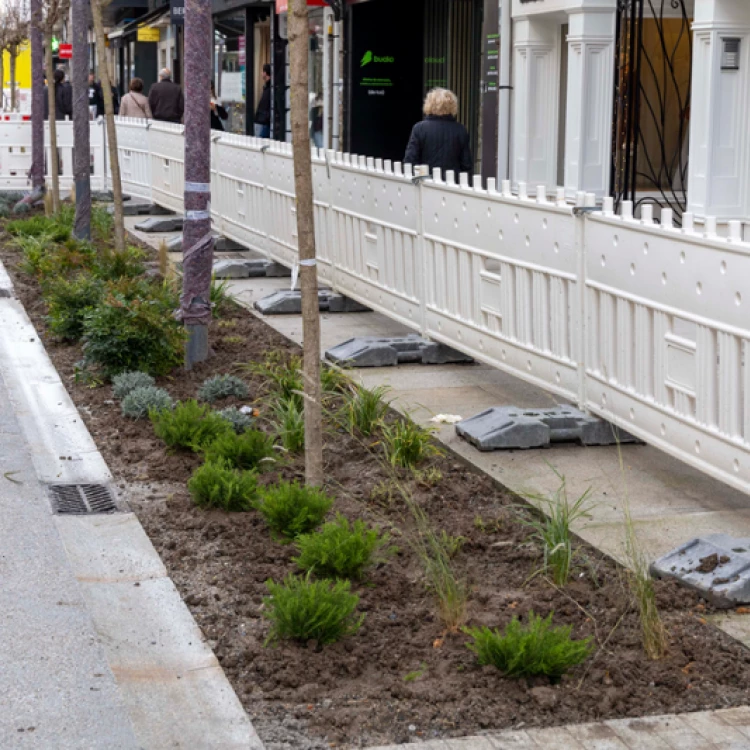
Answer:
289;0;323;487
91;0;125;252
0;52;4;113
181;0;213;369
72;0;91;239
45;41;60;213
10;45;17;111
30;0;45;192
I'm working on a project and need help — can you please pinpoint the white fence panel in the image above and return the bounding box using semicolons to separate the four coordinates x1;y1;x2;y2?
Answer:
326;154;421;330
585;211;750;493
114;117;152;201
0;120;32;189
148;122;185;214
422;177;579;401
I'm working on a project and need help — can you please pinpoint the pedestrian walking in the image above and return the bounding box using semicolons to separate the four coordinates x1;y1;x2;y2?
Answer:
148;68;184;124
210;83;228;131
254;63;271;138
119;78;152;119
404;88;472;177
88;71;104;118
44;69;73;121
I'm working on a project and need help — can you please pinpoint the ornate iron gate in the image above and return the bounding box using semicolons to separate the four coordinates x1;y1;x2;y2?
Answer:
611;0;692;220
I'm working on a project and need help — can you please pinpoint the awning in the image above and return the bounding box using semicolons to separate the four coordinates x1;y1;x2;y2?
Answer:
110;4;170;39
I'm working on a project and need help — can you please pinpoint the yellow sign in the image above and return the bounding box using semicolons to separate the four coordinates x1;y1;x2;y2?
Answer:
137;26;160;42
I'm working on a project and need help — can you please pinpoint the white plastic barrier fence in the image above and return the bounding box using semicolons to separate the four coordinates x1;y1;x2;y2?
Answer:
5;118;750;495
0;119;107;191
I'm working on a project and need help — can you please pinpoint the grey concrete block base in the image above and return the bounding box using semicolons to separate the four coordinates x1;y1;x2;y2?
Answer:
134;216;184;233
456;405;639;451
651;534;750;608
213;258;292;280
255;289;370;315
325;334;474;367
116;202;173;217
168;233;247;253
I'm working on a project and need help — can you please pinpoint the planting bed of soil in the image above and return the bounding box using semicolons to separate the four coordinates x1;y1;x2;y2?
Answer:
3;226;750;749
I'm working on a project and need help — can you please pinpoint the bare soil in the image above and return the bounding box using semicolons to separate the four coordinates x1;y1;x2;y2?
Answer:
3;231;750;749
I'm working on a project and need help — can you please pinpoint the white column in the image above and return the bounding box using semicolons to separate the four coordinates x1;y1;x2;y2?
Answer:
563;9;616;201
511;17;560;192
688;0;750;226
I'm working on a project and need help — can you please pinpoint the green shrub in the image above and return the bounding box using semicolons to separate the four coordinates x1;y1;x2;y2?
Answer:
112;371;156;400
464;611;593;679
342;384;389;436
81;292;186;377
91;205;114;241
198;374;249;403
381;418;440;468
95;245;146;281
263;574;364;647
256;481;334;541
271;397;305;452
294;514;394;579
203;429;275;471
188;459;259;511
151;399;233;452
37;238;97;280
11;201;30;216
121;386;174;420
45;274;105;341
7;213;69;239
14;233;55;276
217;406;255;434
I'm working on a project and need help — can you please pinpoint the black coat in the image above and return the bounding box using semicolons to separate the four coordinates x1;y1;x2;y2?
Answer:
44;81;73;121
255;81;271;126
88;80;104;117
148;79;184;123
404;115;472;177
210;102;228;131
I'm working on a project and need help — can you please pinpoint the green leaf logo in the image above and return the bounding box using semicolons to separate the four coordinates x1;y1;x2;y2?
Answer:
360;50;373;68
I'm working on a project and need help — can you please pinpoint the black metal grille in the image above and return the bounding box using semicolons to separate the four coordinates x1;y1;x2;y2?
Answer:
611;0;692;221
49;484;118;515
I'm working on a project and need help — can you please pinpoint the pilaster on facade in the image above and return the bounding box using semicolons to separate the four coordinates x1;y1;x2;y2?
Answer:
511;18;560;194
563;9;615;201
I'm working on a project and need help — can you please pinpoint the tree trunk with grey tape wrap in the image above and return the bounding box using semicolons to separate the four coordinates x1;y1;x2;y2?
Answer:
72;0;91;240
91;0;125;252
180;0;213;367
29;0;45;193
289;0;324;487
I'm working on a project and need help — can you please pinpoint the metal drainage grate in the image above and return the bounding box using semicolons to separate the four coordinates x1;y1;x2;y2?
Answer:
48;484;118;515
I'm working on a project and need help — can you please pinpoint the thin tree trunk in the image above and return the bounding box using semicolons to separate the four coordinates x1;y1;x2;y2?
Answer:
30;0;45;192
181;0;213;368
45;41;60;213
0;53;4;113
91;0;125;252
72;0;91;239
10;45;17;111
289;0;323;487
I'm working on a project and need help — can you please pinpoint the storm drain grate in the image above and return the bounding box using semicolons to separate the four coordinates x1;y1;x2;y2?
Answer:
48;484;118;515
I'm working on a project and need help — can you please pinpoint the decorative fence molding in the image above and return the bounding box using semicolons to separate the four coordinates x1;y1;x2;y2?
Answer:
2;117;750;498
0;119;108;192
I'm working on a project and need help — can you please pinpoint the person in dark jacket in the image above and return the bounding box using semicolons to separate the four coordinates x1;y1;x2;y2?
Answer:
44;69;73;121
88;71;104;118
210;82;229;131
148;68;184;124
404;88;472;177
254;63;271;138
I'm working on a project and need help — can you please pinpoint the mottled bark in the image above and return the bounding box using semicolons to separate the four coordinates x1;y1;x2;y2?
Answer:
10;45;17;110
30;0;45;192
289;0;323;487
91;0;125;252
71;0;90;239
181;0;213;368
45;40;60;213
0;55;4;112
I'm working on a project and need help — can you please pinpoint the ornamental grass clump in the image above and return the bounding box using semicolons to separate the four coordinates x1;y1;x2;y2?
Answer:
248;352;303;405
256;481;334;541
112;371;156;400
464;611;593;680
263;574;364;647
121;386;174;420
203;429;276;471
381;418;440;469
271;396;305;453
188;459;259;512
341;384;389;436
151;399;233;452
294;514;395;579
198;374;249;403
217;406;255;434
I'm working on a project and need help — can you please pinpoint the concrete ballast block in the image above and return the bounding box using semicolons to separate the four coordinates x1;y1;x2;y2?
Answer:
325;334;473;367
134;216;184;233
255;289;370;315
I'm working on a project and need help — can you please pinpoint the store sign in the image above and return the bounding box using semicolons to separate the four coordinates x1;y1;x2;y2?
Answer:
137;26;160;42
275;0;327;13
58;43;72;59
170;0;184;26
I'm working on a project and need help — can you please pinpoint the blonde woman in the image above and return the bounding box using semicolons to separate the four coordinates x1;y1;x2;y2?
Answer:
119;78;152;119
404;88;472;176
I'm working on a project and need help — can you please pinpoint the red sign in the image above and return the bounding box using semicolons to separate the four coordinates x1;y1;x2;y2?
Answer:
276;0;327;12
58;43;72;59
